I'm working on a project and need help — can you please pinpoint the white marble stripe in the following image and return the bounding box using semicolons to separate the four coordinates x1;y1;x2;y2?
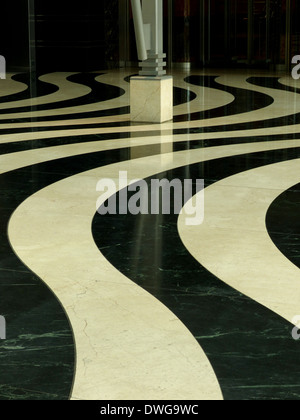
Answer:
0;115;131;129
0;72;91;110
278;76;300;89
178;159;300;326
0;73;28;98
7;140;300;400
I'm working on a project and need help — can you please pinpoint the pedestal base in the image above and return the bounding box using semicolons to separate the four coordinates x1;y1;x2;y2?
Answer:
130;76;173;123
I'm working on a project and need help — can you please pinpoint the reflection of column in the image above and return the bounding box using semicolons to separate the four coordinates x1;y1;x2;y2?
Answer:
104;0;120;68
248;0;254;64
285;0;291;70
172;0;199;67
130;130;174;165
129;128;172;291
269;0;284;66
173;0;190;64
119;0;130;67
28;0;36;75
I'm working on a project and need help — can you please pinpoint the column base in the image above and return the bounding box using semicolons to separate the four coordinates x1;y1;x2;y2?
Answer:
130;76;173;123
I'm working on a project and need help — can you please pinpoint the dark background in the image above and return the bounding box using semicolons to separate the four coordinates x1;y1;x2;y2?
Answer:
0;0;299;73
0;0;119;72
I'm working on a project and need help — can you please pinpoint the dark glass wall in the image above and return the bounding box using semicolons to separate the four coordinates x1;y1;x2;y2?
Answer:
199;0;291;68
172;0;200;65
0;0;30;71
290;0;300;59
35;0;119;72
123;0;294;70
0;0;120;73
0;0;298;72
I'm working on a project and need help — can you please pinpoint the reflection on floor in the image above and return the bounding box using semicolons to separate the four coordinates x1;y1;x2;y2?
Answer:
0;69;300;400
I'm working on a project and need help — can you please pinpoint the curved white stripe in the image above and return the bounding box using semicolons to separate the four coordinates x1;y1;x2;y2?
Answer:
7;139;300;399
278;76;300;90
0;73;28;98
8;152;228;401
173;74;234;116
178;159;300;325
0;73;91;110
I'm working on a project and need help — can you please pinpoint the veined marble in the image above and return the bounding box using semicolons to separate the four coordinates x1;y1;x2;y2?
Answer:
0;68;300;400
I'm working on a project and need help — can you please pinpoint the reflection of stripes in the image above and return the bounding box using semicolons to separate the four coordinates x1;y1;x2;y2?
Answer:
1;71;300;400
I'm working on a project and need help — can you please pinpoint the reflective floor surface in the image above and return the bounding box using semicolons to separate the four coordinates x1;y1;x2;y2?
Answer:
0;68;300;400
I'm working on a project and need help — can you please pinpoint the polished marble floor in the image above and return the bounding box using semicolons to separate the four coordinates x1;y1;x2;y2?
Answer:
0;68;300;400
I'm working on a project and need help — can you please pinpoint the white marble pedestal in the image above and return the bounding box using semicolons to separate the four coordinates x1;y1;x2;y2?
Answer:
130;76;173;123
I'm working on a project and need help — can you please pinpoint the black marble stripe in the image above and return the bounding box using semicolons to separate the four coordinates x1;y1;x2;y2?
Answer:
266;182;300;269
0;73;59;105
92;147;300;401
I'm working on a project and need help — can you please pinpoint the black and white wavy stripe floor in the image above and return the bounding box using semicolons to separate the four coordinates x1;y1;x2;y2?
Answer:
1;69;300;400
